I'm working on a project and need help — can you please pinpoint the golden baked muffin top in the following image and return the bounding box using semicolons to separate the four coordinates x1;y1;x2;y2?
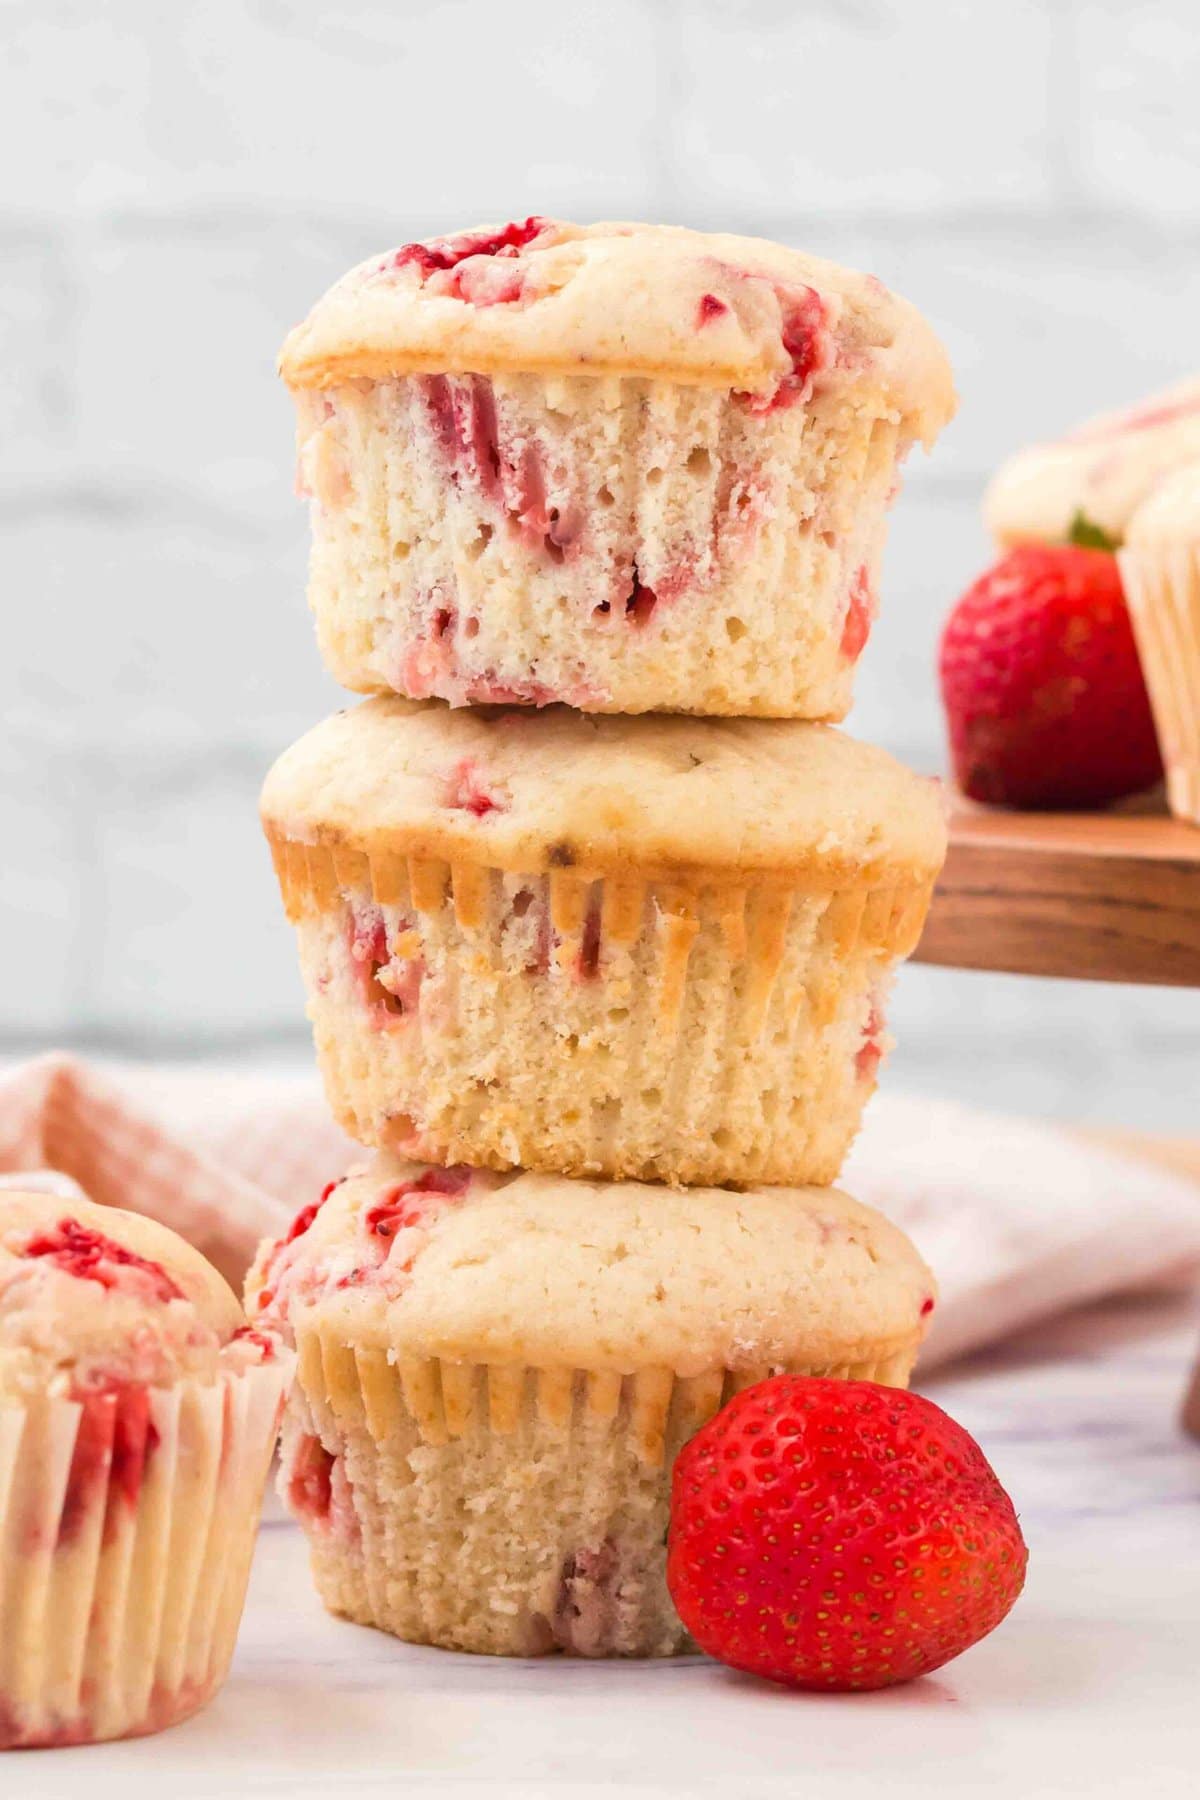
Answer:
1123;455;1200;546
0;1191;275;1398
261;698;947;887
279;217;954;440
248;1154;935;1377
985;376;1200;549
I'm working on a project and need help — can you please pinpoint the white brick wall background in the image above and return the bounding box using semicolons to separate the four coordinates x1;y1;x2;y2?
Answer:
2;0;1197;1127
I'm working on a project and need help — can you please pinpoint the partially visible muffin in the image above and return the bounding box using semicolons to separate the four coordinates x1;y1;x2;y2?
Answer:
281;218;954;718
248;1153;936;1658
985;375;1200;550
261;698;947;1188
0;1192;290;1749
1120;461;1200;824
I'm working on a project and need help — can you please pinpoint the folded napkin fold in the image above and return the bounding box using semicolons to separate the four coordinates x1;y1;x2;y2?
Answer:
0;1054;302;1291
1;1053;1197;1369
843;1093;1200;1367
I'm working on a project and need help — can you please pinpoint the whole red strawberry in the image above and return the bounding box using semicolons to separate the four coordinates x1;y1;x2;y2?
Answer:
939;544;1161;808
667;1376;1027;1691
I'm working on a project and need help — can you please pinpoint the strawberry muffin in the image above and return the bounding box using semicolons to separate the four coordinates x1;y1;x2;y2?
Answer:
247;1153;935;1658
0;1192;290;1749
985;374;1200;552
281;218;954;719
261;699;947;1188
1120;461;1200;823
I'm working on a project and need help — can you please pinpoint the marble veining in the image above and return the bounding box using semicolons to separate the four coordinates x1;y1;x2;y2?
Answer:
14;1288;1200;1798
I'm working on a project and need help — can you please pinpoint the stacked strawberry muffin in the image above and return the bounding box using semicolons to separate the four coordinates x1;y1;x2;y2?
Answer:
255;219;954;1657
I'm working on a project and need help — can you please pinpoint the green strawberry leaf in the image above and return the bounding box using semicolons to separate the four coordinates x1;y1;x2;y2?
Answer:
1067;510;1120;553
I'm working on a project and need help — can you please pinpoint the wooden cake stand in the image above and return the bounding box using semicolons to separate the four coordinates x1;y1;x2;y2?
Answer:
913;796;1200;1433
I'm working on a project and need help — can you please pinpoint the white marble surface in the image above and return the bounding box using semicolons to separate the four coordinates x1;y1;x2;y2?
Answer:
14;1287;1200;1798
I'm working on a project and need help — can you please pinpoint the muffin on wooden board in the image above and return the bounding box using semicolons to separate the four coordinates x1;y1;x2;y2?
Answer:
1120;460;1200;824
985;375;1200;550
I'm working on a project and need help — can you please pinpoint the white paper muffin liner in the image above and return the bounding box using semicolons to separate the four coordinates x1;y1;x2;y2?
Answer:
267;836;934;1188
295;372;905;718
1120;541;1200;823
279;1325;920;1659
0;1358;290;1748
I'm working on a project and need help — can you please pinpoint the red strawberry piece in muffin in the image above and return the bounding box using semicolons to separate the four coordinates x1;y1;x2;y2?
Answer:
576;895;603;979
252;1177;346;1314
285;1431;336;1521
379;220;556;311
381;216;554;282
756;282;830;412
364;1167;473;1244
347;903;424;1027
855;998;887;1082
444;758;508;817
57;1385;158;1549
252;1166;479;1317
19;1217;184;1305
840;565;876;661
1;1199;261;1395
696;292;729;327
616;568;658;627
279;1420;360;1547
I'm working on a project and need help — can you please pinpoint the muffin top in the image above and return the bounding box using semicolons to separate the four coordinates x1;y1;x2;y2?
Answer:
0;1192;278;1400
261;699;947;888
247;1155;934;1377
1124;457;1200;547
985;376;1200;549
279;217;954;442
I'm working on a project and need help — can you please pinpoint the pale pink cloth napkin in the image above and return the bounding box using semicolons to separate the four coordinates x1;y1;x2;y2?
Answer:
0;1054;329;1291
1;1053;1197;1368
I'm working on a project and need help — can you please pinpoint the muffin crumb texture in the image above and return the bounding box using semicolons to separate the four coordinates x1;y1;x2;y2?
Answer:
261;701;943;1187
282;219;954;717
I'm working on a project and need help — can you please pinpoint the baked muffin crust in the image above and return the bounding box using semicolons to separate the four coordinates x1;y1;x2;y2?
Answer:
261;697;947;888
281;218;954;442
